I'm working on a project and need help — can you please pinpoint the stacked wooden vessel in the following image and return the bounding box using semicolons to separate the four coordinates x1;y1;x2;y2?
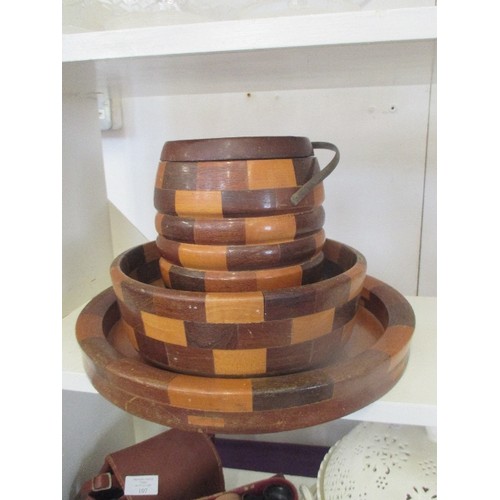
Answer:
77;136;416;434
110;136;366;377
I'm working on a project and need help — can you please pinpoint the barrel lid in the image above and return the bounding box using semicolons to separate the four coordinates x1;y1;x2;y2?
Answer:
160;136;314;161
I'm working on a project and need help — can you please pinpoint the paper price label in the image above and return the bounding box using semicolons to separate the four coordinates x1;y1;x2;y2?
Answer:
124;475;159;495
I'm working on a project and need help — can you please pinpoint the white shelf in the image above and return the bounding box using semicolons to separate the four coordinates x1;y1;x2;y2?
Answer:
63;7;436;62
62;294;436;428
62;6;436;98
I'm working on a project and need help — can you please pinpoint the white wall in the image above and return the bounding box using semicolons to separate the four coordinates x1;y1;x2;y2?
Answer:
62;390;135;500
62;91;114;316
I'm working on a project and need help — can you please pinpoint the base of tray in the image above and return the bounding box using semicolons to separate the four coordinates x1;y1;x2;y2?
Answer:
76;275;415;434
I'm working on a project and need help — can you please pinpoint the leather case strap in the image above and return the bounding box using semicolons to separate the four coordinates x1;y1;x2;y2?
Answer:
76;429;224;500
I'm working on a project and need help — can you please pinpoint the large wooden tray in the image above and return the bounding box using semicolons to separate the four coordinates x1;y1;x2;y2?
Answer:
76;275;415;434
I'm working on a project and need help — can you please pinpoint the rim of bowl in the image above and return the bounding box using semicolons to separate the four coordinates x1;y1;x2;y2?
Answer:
160;136;314;162
111;238;367;302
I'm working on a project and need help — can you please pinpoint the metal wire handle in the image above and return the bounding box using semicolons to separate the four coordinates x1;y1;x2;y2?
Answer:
290;142;340;206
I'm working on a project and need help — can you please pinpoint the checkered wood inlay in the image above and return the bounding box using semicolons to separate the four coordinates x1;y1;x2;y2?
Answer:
108;239;366;377
125;295;358;350
154;206;325;245
158;251;324;292
110;240;366;324
155;229;325;271
155;157;319;191
76;273;415;433
154;184;325;217
132;316;355;377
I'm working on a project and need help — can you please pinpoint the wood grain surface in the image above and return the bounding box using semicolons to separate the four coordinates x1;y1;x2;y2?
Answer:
110;239;366;323
154;207;325;245
155;229;325;271
76;274;415;433
154;184;325;217
160;136;314;162
155;157;319;191
158;251;324;292
108;239;366;376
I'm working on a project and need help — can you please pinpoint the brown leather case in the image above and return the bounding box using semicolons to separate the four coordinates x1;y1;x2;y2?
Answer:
76;429;225;500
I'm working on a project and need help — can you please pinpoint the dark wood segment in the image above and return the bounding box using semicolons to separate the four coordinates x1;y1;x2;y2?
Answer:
154;184;325;217
263;286;318;320
166;342;218;375
263;342;316;376
155;206;325;245
251;369;334;412
332;296;359;329
226;231;323;271
159;160;200;190
221;185;325;217
157;160;248;191
154;187;177;214
197;161;248;189
185;323;239;349
118;278;207;322
235;320;292;349
159;251;324;293
155;212;198;243
361;279;416;330
160;136;314;162
76;274;414;433
135;332;170;367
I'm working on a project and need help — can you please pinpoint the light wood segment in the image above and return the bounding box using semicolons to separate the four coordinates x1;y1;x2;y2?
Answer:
213;348;267;376
167;375;253;412
245;213;297;244
174;190;223;216
247;159;297;190
205;292;264;323
178;243;228;270
155;161;166;188
140;311;187;346
187;415;226;428
291;308;336;344
255;266;303;290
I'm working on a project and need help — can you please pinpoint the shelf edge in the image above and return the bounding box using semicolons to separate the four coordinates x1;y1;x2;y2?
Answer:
63;371;98;394
62;6;436;62
344;400;436;428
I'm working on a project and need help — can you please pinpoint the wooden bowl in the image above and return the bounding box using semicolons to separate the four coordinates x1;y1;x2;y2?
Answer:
77;275;414;432
109;239;367;377
131;312;357;377
155;229;325;271
154;183;325;217
154;206;325;245
159;251;325;292
155;156;319;192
